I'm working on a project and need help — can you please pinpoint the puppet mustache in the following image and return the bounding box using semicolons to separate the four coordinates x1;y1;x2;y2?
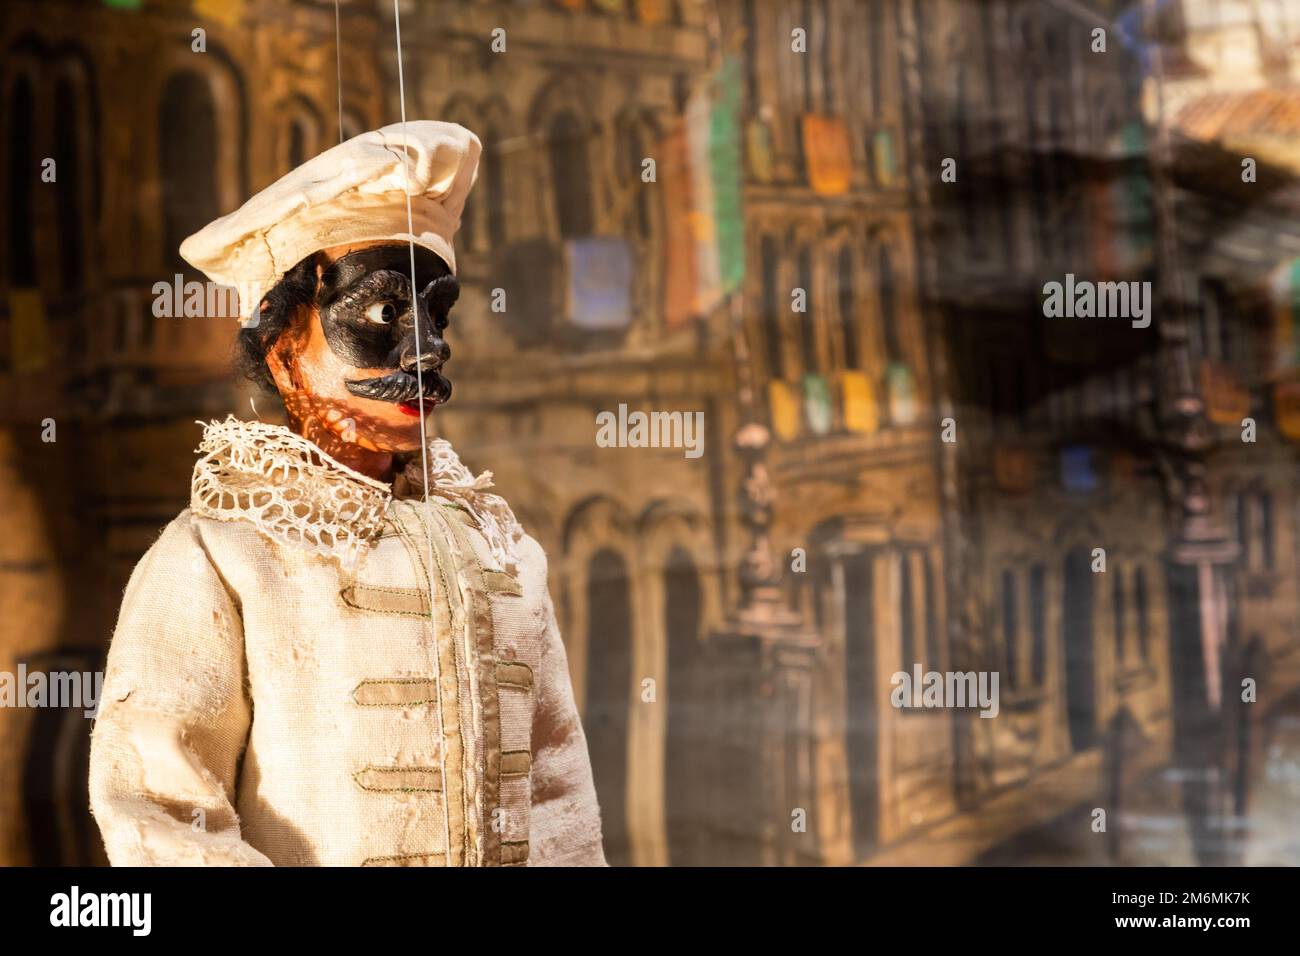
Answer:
344;370;451;405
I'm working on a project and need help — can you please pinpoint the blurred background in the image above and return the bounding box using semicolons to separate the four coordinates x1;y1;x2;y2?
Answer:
2;0;1300;867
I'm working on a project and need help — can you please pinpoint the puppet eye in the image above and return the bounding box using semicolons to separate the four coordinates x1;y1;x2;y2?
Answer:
365;302;397;325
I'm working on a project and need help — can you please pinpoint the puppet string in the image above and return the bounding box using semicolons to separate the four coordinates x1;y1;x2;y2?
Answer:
393;0;454;868
334;0;344;143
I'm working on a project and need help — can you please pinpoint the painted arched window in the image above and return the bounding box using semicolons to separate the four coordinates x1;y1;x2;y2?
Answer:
818;0;835;114
548;111;593;239
1134;566;1150;663
1063;548;1098;751
664;547;704;866
1029;562;1047;684
1237;488;1276;572
1233;489;1249;564
159;72;219;272
1258;491;1275;571
620;117;652;242
761;234;784;379
899;552;916;667
291;123;306;169
743;0;761;107
458;168;478;252
870;1;887;117
341;112;363;142
584;548;632;865
287;114;319;171
839;547;878;856
53;77;84;289
8;74;37;286
1000;568;1019;688
878;245;901;365
483;125;505;249
799;0;815;111
1113;568;1127;663
787;0;813;113
922;554;939;671
837;245;859;369
954;65;980;252
797;245;816;373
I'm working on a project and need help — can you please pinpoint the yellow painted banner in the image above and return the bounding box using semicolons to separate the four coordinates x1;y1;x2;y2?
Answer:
801;114;852;196
634;0;665;22
839;370;877;434
768;379;801;441
746;119;774;183
194;0;243;28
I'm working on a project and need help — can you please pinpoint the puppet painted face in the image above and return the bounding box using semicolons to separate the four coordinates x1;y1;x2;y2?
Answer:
267;241;458;463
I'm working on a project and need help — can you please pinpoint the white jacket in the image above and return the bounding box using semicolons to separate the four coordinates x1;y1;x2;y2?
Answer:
88;417;606;866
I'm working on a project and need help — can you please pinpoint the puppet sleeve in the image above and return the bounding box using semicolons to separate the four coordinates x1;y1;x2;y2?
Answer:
88;512;272;867
528;586;608;866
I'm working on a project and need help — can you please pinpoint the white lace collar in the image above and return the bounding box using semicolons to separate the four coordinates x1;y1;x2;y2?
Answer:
190;416;523;571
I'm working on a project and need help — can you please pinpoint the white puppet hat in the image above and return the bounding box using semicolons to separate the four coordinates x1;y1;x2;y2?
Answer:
180;120;481;322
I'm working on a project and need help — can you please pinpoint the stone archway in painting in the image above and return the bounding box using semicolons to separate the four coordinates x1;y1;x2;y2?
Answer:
1062;547;1098;752
662;546;703;864
561;497;636;865
583;546;633;866
637;501;722;866
807;518;879;861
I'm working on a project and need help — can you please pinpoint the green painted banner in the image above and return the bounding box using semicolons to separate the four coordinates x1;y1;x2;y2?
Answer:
710;56;745;295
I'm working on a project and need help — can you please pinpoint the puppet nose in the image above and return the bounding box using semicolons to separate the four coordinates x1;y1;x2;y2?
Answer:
399;335;450;373
396;299;450;372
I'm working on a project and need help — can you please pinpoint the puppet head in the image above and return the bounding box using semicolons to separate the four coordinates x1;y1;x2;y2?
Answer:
178;121;480;479
238;240;459;472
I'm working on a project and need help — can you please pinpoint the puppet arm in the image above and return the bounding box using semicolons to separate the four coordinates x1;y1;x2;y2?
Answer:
528;581;608;866
88;512;272;867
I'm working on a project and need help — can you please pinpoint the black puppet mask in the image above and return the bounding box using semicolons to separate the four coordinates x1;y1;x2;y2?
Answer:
316;245;459;413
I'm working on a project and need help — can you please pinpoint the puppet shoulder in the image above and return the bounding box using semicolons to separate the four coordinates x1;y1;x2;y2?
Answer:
129;508;292;594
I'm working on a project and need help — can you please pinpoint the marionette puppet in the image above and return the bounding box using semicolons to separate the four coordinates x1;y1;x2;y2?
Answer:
88;122;607;867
